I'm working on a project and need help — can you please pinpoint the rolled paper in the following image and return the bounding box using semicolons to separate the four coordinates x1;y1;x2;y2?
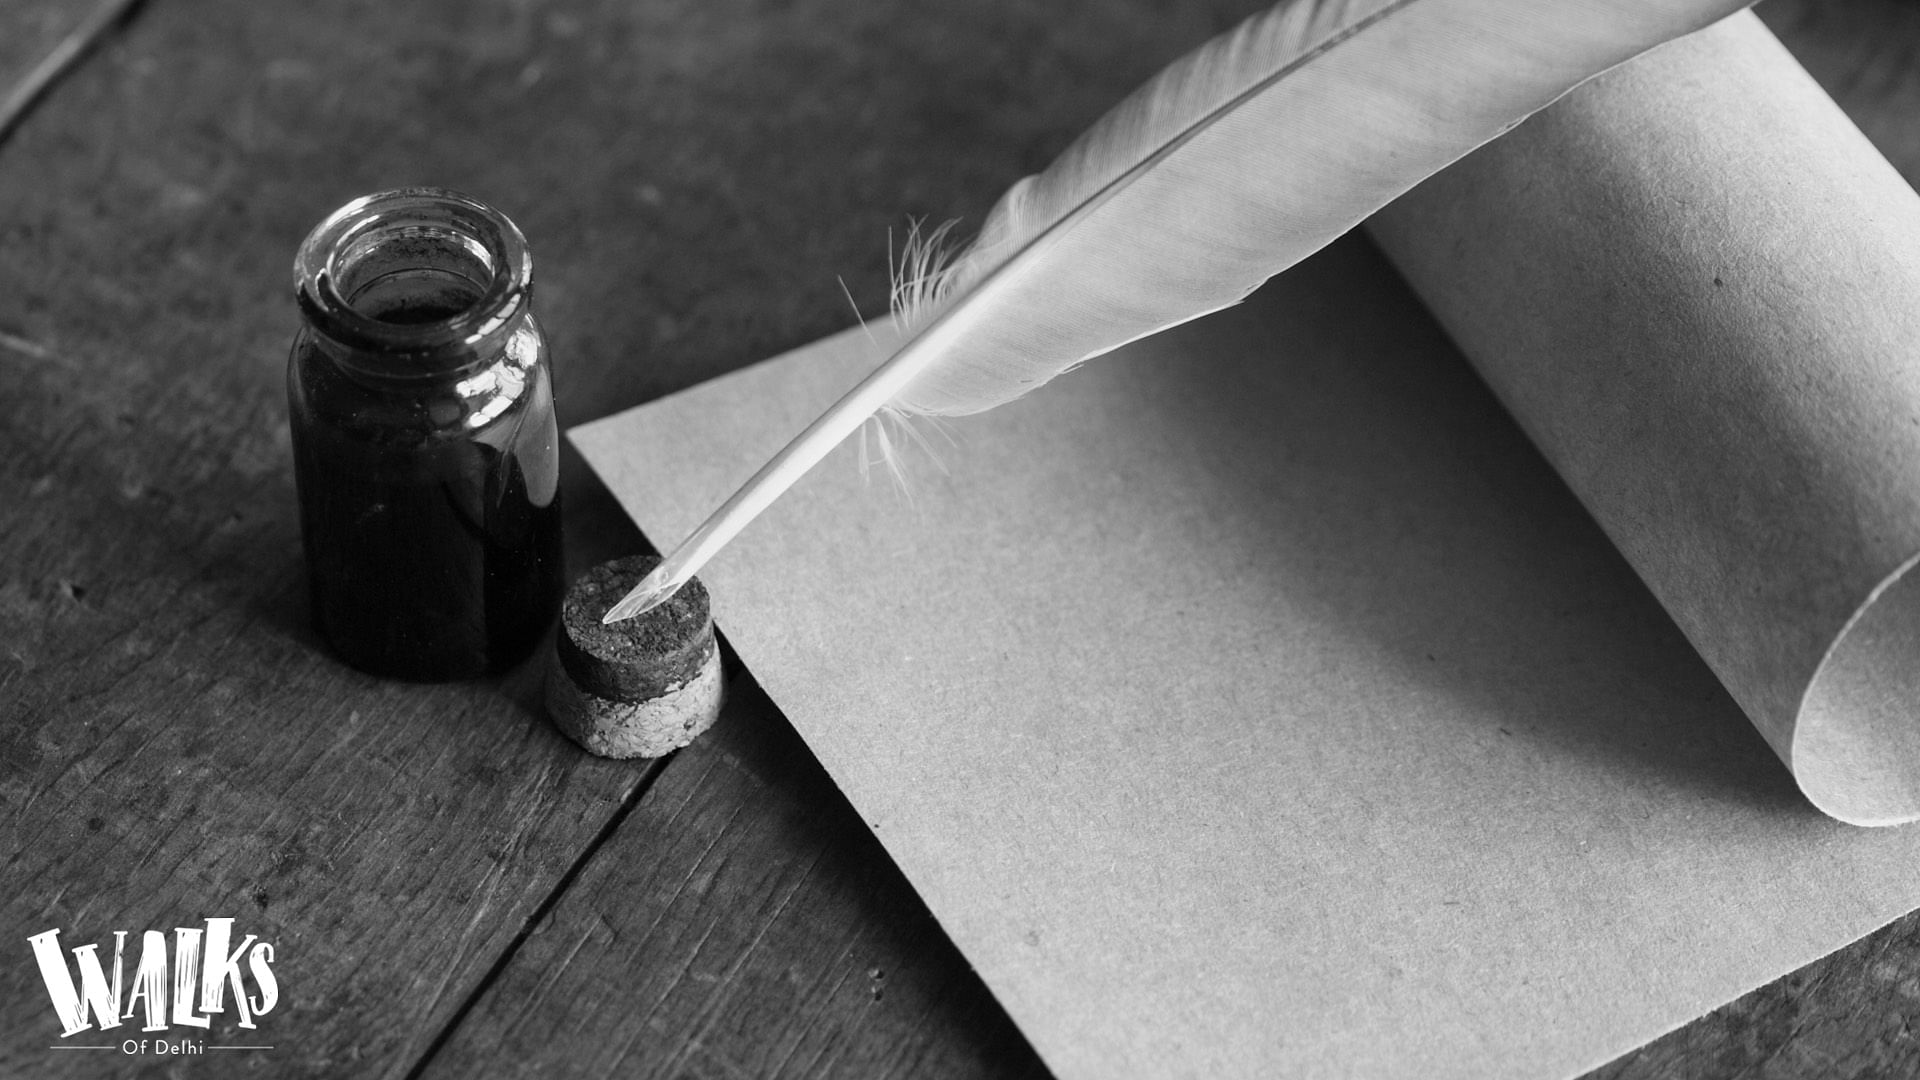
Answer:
1369;11;1920;825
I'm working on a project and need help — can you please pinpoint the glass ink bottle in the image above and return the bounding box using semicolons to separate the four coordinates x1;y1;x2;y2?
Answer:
288;188;563;680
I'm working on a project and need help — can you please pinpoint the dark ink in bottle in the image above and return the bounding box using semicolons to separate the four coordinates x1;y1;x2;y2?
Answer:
288;189;563;680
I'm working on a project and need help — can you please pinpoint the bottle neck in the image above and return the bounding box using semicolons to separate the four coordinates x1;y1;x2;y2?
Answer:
294;188;533;382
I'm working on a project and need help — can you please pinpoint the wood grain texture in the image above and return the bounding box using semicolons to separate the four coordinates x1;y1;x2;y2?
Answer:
418;670;1050;1080
4;0;1920;1077
0;1;97;93
419;3;1920;1078
0;0;144;146
1592;915;1920;1079
0;0;664;1075
407;3;1252;1075
424;4;1920;1068
0;0;1245;1075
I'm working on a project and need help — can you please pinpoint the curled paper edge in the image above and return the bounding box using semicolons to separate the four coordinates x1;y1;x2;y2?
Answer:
1796;551;1920;825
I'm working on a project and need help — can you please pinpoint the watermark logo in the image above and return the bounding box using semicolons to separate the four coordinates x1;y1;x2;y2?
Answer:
28;918;278;1056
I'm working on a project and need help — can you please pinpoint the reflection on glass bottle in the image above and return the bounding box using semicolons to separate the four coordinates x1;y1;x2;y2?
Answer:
288;188;563;680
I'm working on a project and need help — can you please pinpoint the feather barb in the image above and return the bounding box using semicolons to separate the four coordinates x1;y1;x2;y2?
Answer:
604;0;1751;623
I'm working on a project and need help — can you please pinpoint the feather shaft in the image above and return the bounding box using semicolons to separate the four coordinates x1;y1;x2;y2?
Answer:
606;0;1752;623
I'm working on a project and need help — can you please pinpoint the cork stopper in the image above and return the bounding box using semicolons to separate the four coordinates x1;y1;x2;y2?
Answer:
544;555;724;758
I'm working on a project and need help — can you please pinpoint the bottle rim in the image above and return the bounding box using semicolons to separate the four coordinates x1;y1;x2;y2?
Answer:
294;187;533;373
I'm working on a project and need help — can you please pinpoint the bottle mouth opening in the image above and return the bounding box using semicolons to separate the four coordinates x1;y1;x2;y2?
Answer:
295;187;532;372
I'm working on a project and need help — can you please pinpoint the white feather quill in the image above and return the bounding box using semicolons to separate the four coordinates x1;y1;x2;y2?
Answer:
605;0;1751;622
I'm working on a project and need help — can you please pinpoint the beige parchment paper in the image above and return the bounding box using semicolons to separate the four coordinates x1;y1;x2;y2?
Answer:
573;13;1920;1079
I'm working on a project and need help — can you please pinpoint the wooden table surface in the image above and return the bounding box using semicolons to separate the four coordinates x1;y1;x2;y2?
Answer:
2;1;1918;1077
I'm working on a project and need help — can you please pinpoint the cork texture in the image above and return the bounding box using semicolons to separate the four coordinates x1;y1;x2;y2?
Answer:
554;554;713;701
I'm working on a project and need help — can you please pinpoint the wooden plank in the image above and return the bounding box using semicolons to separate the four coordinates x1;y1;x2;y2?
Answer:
4;0;1919;1077
421;3;1920;1079
415;2;1250;1074
0;0;1247;1074
1592;915;1920;1078
0;1;101;94
418;669;1051;1079
0;0;670;1074
1;1;145;147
